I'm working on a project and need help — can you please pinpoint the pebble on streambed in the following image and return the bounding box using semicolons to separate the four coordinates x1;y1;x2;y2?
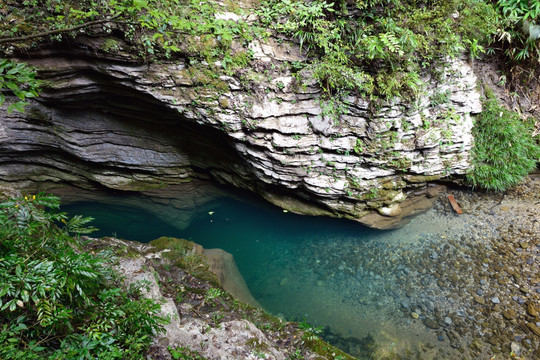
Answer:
255;179;540;359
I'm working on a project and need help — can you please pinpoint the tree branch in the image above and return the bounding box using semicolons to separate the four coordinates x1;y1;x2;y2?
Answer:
0;13;122;44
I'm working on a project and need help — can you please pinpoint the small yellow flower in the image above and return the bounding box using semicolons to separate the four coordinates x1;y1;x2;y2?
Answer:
24;196;28;201
32;195;36;200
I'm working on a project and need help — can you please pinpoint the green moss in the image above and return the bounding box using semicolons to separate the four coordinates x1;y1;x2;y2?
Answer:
245;337;269;353
113;243;143;259
379;189;401;201
189;67;215;85
405;174;443;183
25;106;50;122
226;50;253;74
219;96;231;108
168;345;208;360
101;38;120;53
305;337;356;360
150;236;195;253
212;79;230;93
149;237;219;285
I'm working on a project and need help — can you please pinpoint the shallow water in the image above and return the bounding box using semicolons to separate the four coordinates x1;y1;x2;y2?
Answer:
62;190;471;359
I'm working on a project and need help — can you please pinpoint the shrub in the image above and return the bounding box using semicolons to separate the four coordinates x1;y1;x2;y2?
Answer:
466;98;540;191
0;59;40;114
0;194;166;359
494;0;540;62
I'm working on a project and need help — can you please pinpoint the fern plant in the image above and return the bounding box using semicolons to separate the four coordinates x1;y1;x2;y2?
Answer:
259;0;498;105
0;59;40;114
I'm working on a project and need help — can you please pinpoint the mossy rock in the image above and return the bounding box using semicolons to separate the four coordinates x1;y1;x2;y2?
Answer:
149;236;219;285
150;236;197;253
305;338;357;360
404;174;443;183
101;38;120;53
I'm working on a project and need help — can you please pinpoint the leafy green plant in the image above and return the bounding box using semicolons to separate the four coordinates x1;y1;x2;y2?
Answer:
495;0;540;61
286;348;305;360
466;98;540;191
0;194;166;359
298;319;323;342
259;0;498;103
0;59;40;114
429;89;451;107
204;287;225;307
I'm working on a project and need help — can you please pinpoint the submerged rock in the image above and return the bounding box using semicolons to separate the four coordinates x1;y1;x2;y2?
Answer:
203;248;261;308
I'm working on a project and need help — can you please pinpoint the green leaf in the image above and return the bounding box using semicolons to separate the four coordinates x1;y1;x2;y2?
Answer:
7;102;29;114
5;82;18;91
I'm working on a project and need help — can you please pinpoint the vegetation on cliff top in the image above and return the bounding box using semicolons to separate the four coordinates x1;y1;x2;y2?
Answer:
258;0;498;99
0;1;521;93
0;0;537;102
0;194;166;359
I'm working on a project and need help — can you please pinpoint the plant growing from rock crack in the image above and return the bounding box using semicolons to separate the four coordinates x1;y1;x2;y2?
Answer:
168;345;207;360
0;59;40;114
298;319;323;342
258;0;498;102
204;287;225;307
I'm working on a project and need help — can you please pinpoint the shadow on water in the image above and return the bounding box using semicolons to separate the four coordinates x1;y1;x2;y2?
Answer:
61;190;426;359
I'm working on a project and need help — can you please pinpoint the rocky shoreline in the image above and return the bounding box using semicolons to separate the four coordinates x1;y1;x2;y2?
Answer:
284;176;540;359
97;236;356;360
0;174;538;359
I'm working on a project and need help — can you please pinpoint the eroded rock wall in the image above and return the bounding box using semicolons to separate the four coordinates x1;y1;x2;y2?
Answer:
0;38;481;228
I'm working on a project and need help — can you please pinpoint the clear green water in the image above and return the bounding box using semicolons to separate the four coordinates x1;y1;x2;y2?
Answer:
63;195;378;284
62;191;458;358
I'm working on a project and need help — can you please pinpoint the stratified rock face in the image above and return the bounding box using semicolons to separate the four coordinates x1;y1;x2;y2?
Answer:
0;39;480;229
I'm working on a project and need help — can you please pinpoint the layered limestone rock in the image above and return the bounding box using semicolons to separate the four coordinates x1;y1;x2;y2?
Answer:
0;34;480;229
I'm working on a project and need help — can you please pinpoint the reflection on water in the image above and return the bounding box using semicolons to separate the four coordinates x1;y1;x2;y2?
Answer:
62;191;462;359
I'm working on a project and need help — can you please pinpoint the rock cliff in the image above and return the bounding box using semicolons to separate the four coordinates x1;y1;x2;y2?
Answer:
0;33;481;229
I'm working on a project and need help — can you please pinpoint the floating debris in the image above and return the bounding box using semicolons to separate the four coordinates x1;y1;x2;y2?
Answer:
447;194;463;214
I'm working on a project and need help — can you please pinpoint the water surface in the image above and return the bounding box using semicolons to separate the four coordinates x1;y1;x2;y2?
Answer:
62;190;461;359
